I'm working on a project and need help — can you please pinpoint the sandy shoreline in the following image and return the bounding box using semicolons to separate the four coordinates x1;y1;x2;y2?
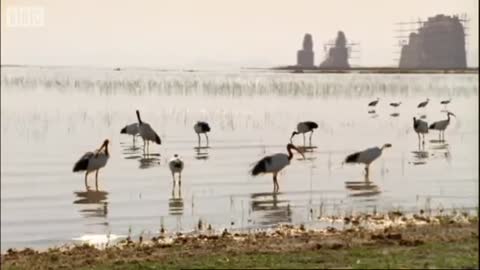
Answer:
2;212;478;269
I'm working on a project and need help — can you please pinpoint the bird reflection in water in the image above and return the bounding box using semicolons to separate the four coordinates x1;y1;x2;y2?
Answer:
345;174;381;198
194;146;209;160
411;143;429;166
428;141;452;163
169;181;184;216
138;153;161;169
73;188;109;220
249;192;292;226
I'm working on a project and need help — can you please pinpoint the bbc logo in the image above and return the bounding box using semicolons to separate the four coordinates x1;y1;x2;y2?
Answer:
6;7;45;28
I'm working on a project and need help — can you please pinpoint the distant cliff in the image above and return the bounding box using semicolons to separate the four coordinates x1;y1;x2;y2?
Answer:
399;14;466;69
319;31;350;69
296;34;315;68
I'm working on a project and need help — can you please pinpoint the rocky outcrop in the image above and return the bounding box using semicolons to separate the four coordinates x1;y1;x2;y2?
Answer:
399;14;466;69
296;34;315;68
319;31;350;69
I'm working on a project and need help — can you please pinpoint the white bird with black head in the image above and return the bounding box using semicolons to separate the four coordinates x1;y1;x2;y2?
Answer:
73;139;110;190
251;143;305;192
344;143;392;176
413;117;429;145
194;121;211;147
290;121;318;146
136;110;161;153
120;122;139;143
429;111;455;141
169;154;184;183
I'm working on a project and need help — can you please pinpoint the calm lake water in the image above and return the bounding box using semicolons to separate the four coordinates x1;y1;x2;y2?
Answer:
1;67;478;251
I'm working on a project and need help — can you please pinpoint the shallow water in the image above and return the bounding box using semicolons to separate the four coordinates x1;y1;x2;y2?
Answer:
1;67;478;250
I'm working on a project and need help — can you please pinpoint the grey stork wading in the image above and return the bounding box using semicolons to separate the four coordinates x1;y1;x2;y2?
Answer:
136;110;161;153
344;143;392;176
251;143;305;192
120;123;139;144
169;154;184;184
413;117;429;145
73;139;110;190
194;121;211;147
429;112;455;141
290;121;318;146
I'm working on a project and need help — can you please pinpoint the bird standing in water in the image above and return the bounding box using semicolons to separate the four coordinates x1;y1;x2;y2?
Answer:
136;110;161;153
290;121;318;146
251;143;305;192
169;154;184;184
73;139;110;190
344;143;392;176
194;121;211;147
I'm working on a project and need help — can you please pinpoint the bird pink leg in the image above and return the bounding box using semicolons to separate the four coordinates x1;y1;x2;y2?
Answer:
309;131;313;146
364;166;369;176
197;134;201;147
205;133;209;147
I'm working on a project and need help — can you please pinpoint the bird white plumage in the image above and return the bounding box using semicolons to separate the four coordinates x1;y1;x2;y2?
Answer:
169;154;184;182
136;110;161;152
73;139;110;190
344;143;392;175
251;144;305;192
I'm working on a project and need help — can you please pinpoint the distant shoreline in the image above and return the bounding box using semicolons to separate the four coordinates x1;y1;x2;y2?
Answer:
267;66;479;74
1;64;479;74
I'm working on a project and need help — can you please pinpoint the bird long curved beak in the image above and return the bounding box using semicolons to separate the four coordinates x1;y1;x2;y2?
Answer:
292;145;306;159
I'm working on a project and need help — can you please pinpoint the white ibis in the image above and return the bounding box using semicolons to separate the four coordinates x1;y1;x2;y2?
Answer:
251;143;305;192
73;139;110;190
389;102;401;107
368;98;380;107
291;121;318;146
168;154;184;183
417;98;430;108
344;143;392;176
429;112;455;141
413;117;429;144
136;110;161;153
120;123;139;143
194;121;211;146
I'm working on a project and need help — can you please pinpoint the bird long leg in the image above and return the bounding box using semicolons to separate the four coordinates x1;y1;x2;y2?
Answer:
302;134;306;146
309;131;314;146
205;133;209;147
171;172;176;182
133;135;135;145
273;173;279;192
364;165;369;177
84;172;89;190
95;170;99;191
179;172;182;184
197;133;201;147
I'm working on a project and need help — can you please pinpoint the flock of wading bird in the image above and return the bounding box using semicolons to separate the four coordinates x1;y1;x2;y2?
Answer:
73;97;455;192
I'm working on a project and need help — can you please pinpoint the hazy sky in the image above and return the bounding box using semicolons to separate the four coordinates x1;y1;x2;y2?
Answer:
1;0;478;68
